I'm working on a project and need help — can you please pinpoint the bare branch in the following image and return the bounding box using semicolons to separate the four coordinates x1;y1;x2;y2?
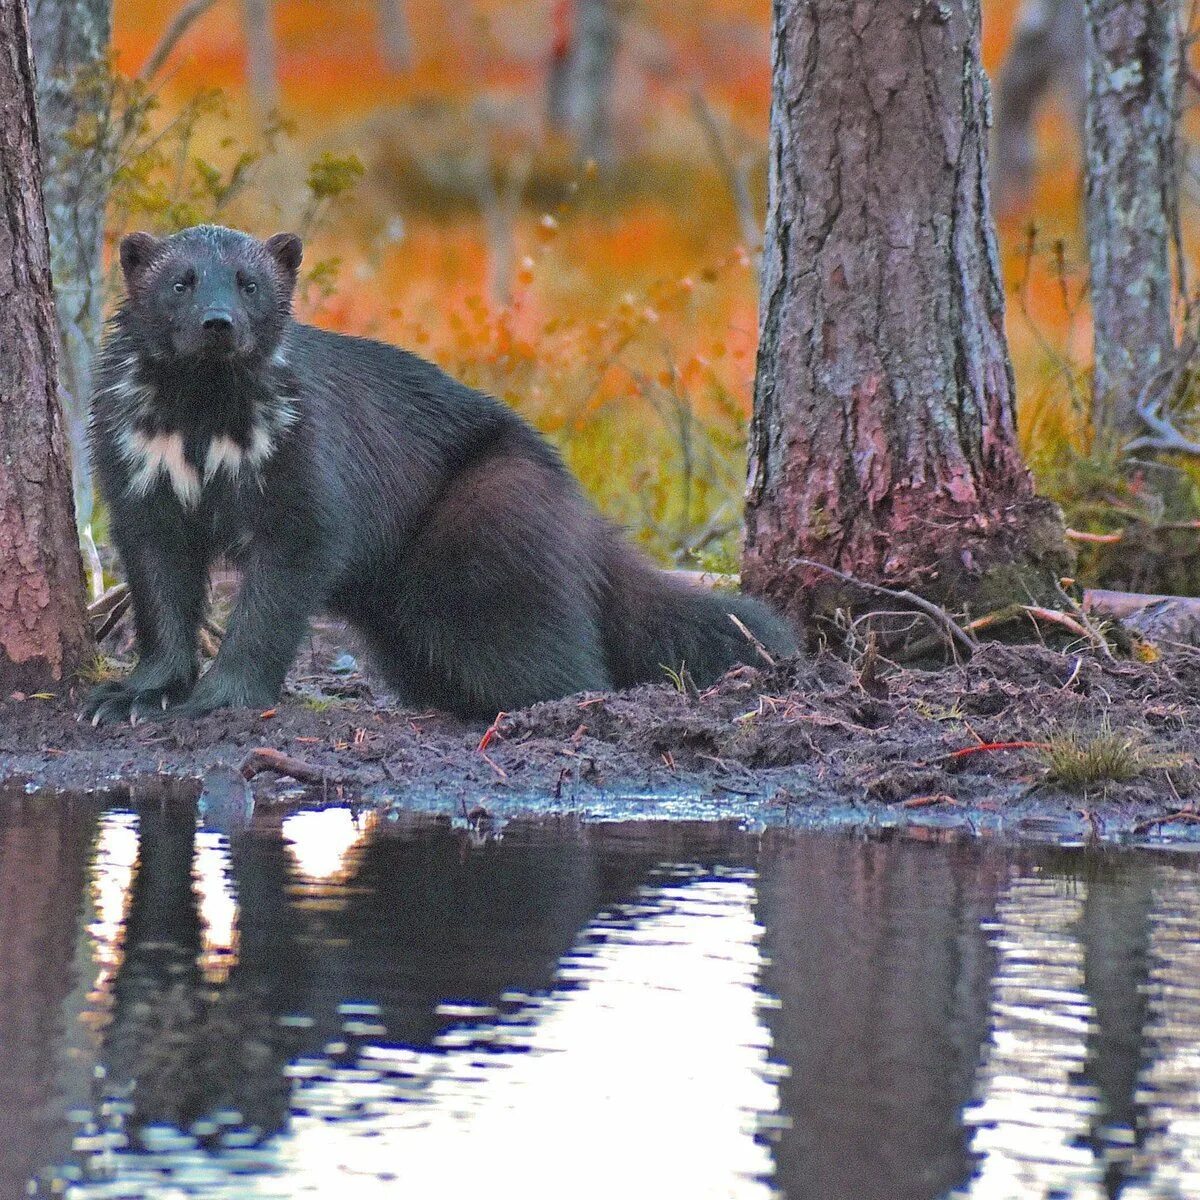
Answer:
1126;350;1200;456
795;558;979;660
139;0;219;81
689;88;761;272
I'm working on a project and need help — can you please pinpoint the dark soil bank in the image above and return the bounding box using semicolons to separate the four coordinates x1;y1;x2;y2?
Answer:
3;637;1200;843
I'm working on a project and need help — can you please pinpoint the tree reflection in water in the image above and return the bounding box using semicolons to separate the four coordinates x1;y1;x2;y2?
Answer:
3;799;1200;1200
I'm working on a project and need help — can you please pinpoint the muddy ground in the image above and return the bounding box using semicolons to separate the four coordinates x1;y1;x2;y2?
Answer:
3;625;1200;846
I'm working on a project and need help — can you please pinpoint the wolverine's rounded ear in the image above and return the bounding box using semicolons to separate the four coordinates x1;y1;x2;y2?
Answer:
265;232;303;280
119;232;162;290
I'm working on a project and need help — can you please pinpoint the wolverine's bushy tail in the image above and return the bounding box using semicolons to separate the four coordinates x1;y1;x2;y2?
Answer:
597;538;799;690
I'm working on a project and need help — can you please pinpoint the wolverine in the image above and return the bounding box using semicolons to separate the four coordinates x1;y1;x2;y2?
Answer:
82;225;795;724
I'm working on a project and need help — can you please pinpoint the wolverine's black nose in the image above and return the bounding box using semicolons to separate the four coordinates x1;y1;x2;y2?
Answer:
202;309;234;333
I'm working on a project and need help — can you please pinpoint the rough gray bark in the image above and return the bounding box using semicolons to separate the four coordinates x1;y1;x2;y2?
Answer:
744;0;1069;622
0;0;92;690
241;0;278;116
547;0;618;168
1083;0;1180;437
992;0;1086;211
29;0;111;537
378;0;412;71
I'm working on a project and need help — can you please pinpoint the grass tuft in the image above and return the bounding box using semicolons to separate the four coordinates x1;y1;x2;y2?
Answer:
78;654;119;685
1038;722;1145;790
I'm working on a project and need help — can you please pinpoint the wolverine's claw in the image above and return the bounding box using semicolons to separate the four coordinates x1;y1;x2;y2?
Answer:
82;679;192;726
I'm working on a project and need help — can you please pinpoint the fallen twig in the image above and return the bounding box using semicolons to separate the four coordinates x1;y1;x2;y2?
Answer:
478;711;508;752
1021;605;1092;641
896;793;960;809
1132;808;1200;835
1051;585;1116;661
796;558;979;659
94;592;133;644
944;740;1049;761
727;613;777;667
1066;528;1124;544
88;583;129;619
239;747;335;785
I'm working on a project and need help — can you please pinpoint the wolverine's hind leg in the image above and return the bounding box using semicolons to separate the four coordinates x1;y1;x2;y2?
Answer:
360;453;610;717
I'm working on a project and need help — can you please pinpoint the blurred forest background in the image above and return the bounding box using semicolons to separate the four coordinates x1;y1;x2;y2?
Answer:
71;1;1200;586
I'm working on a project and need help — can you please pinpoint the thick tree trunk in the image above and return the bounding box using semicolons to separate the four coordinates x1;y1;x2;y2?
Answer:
29;0;111;554
992;0;1086;212
1083;0;1180;438
744;0;1069;624
0;0;92;692
547;0;618;168
240;0;278;117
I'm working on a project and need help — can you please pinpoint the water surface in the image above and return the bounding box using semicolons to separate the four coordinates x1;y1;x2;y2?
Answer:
1;795;1198;1199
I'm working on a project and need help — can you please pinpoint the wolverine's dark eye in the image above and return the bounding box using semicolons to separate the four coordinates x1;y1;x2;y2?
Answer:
172;270;195;294
240;277;258;295
173;281;186;293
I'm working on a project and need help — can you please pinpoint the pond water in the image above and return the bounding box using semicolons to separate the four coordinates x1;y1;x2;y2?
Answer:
2;795;1199;1200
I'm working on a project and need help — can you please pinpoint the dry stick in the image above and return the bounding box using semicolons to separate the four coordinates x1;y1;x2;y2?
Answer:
795;558;979;660
943;740;1050;762
94;593;132;644
1021;606;1093;641
1132;809;1200;835
964;603;1026;635
727;613;777;668
1051;584;1116;661
1127;344;1200;456
689;88;761;272
139;0;220;81
1065;527;1124;544
87;583;129;619
239;746;337;785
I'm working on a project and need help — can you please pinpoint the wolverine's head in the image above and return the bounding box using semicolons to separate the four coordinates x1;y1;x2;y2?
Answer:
118;225;302;363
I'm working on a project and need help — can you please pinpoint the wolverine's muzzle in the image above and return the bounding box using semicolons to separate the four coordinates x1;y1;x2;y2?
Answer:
201;307;237;352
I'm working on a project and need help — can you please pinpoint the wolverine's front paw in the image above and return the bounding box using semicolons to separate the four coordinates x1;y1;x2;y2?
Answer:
82;679;192;726
154;674;278;721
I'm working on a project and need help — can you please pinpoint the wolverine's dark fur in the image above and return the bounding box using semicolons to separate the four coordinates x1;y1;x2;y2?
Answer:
83;225;796;724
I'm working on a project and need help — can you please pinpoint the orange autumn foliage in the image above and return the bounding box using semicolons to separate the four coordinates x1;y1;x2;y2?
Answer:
108;0;1198;565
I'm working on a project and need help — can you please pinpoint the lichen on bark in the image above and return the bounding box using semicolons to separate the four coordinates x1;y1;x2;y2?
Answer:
1083;0;1180;437
30;0;112;523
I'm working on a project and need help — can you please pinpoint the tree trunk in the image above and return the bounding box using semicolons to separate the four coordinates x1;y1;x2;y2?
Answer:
992;0;1086;213
241;0;278;117
29;0;111;573
547;0;618;169
1083;0;1180;438
744;0;1070;624
378;0;412;71
0;0;92;693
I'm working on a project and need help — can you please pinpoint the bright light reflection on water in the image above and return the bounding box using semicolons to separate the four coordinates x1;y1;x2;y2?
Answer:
2;800;1200;1200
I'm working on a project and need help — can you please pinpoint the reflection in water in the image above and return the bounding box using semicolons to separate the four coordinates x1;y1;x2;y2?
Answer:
1126;868;1200;1198
194;832;238;983
4;799;1200;1200
962;874;1107;1198
83;812;139;1036
281;807;370;882
756;835;1000;1200
0;798;100;1200
272;874;778;1198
